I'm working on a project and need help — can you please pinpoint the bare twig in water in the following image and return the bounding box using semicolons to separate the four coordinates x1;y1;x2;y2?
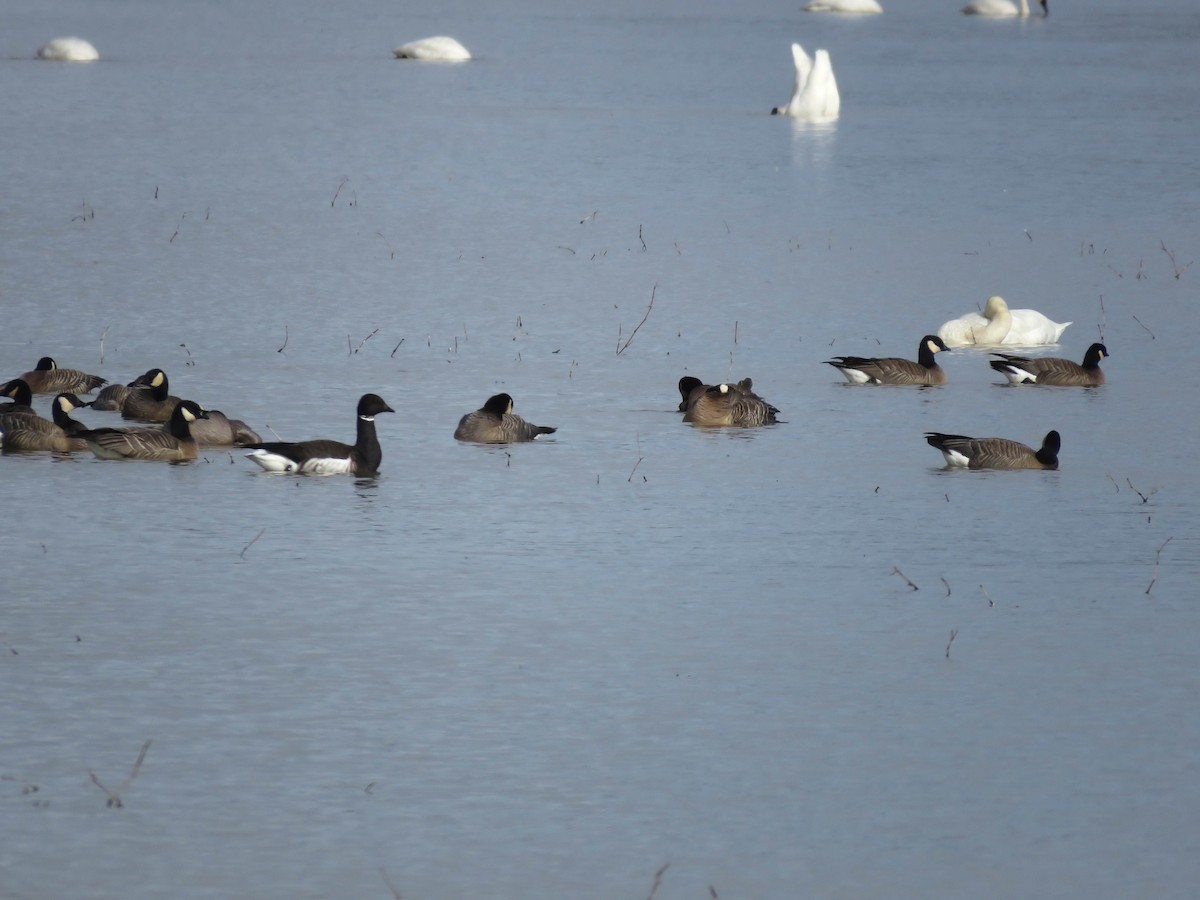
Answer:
1161;241;1193;279
734;321;739;345
351;328;380;355
980;584;994;608
1146;536;1174;595
1132;315;1156;339
890;567;919;591
169;212;188;243
1105;474;1120;492
379;866;403;899
391;338;404;358
266;424;284;441
1126;478;1158;504
945;629;959;658
240;527;266;559
1097;295;1107;341
940;577;951;597
99;325;110;365
579;210;597;224
1024;229;1033;242
90;739;152;808
646;863;669;900
330;177;348;207
638;225;647;252
616;284;656;355
180;343;195;367
376;232;395;259
278;325;289;353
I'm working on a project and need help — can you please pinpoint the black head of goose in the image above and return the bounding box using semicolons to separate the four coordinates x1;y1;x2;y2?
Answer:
678;376;758;412
17;357;106;394
121;368;182;422
0;393;92;453
825;335;950;385
75;399;209;461
0;379;36;417
244;393;394;475
990;343;1107;386
683;381;779;427
453;393;557;443
924;430;1060;470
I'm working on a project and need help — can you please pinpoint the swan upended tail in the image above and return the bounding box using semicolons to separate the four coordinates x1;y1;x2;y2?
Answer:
772;44;840;122
803;0;883;13
393;36;471;61
937;295;1071;346
962;0;1047;18
36;38;99;62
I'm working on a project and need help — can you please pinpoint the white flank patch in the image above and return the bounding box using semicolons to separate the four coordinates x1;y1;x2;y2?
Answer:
298;456;354;475
1000;365;1037;384
245;449;299;473
943;448;972;467
841;368;872;385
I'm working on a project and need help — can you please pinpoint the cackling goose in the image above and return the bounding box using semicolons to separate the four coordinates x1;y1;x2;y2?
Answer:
683;381;779;427
454;393;556;443
75;400;209;461
0;393;91;453
924;430;1060;470
990;343;1106;386
15;357;105;394
825;335;950;385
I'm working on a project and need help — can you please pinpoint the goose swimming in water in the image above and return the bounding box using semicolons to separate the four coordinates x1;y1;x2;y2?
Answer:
772;44;840;122
937;296;1070;347
990;343;1107;386
454;393;556;443
925;430;1060;470
825;336;950;385
393;36;471;60
245;393;394;475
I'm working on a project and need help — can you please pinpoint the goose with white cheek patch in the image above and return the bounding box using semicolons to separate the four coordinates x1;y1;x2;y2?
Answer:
75;400;209;462
990;343;1106;386
454;393;556;443
826;335;950;385
245;393;394;475
684;381;779;427
0;379;37;418
924;430;1060;470
0;393;92;453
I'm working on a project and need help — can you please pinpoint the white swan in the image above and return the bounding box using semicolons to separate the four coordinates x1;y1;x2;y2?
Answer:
937;296;1071;347
393;36;470;61
962;0;1047;17
804;0;883;13
36;37;99;62
772;44;840;122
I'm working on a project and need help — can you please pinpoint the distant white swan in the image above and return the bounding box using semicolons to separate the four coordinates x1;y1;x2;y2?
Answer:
36;37;99;62
772;44;840;122
393;36;470;61
962;0;1047;17
804;0;883;13
937;295;1071;346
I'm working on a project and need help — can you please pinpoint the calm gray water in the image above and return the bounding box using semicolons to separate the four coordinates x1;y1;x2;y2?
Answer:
3;1;1199;897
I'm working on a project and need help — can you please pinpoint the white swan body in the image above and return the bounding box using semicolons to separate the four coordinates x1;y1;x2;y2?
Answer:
772;44;840;122
393;36;470;61
37;38;99;62
937;296;1071;346
962;0;1046;18
804;0;883;12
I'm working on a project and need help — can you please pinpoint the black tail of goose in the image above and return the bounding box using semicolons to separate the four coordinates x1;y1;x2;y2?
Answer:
683;381;779;427
454;393;556;443
244;393;394;475
0;393;92;452
826;335;950;385
75;400;209;461
17;357;106;394
925;430;1060;470
990;343;1107;386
